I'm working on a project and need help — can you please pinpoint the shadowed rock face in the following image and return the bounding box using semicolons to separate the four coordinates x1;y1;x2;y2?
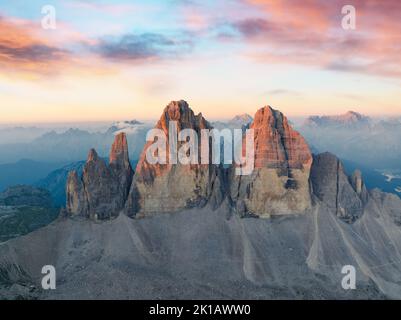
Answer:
310;152;368;223
109;133;133;200
66;171;86;215
4;102;401;300
230;106;313;217
66;133;133;220
125;100;224;216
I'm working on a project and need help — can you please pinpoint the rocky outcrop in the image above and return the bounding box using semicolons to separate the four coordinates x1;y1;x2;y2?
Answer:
230;106;312;217
109;133;133;200
66;133;133;220
66;170;86;215
310;152;368;223
125;100;224;216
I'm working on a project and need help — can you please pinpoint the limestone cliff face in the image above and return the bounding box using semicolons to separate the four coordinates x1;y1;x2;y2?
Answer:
310;152;368;223
230;106;313;217
109;133;133;200
66;170;86;215
66;133;133;220
125;100;224;216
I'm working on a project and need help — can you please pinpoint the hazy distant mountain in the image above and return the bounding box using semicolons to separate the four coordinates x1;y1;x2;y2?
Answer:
35;161;86;207
228;114;254;128
211;114;253;130
0;126;48;145
0;159;65;192
0;121;152;165
106;119;146;135
304;111;371;128
298;113;401;170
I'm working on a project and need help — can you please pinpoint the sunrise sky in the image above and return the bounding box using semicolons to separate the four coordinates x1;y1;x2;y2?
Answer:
0;0;400;123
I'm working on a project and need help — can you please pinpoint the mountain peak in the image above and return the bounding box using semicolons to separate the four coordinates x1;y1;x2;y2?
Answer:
87;148;98;162
157;100;210;134
67;135;133;220
162;100;205;125
230;104;312;217
125;100;221;216
231;113;253;123
109;132;129;165
252;105;311;168
343;110;368;121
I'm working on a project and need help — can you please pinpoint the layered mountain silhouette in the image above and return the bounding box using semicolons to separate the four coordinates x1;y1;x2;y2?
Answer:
298;111;401;174
1;100;401;299
304;111;371;128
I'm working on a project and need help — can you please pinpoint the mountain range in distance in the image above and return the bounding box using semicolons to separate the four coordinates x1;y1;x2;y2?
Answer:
0;120;152;165
303;111;372;128
297;111;401;173
1;109;400;199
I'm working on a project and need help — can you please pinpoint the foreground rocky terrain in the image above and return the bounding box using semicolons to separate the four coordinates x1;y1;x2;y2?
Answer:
1;100;401;300
1;197;400;299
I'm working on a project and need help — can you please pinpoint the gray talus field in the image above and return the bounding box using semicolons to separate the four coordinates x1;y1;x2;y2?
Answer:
1;193;401;299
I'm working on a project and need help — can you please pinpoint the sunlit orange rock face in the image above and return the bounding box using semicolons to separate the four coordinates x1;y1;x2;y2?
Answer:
109;133;129;165
251;106;312;169
134;100;210;184
231;106;313;217
125;100;224;216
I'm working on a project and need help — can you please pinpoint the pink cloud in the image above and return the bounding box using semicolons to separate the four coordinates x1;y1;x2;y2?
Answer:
233;0;401;78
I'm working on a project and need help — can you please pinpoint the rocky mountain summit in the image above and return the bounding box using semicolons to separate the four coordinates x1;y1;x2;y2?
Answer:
125;100;224;216
66;133;133;220
230;106;313;217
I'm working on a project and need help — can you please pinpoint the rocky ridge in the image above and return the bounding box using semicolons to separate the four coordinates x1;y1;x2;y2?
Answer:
230;106;313;217
66;132;133;220
65;100;388;225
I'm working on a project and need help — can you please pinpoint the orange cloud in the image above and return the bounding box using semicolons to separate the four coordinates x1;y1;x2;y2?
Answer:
0;16;118;79
0;16;71;76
